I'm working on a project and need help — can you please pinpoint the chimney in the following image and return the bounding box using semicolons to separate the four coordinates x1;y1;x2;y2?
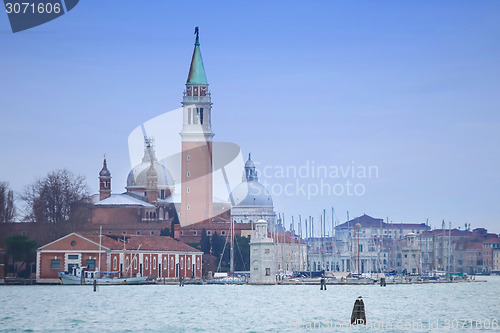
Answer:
174;224;181;240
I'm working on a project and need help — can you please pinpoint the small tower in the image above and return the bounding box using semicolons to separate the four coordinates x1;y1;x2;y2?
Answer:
99;157;111;201
146;161;158;204
249;219;276;284
244;153;258;182
180;27;214;226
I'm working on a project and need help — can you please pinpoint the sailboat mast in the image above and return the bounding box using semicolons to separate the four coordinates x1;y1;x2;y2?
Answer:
98;225;102;276
230;214;235;276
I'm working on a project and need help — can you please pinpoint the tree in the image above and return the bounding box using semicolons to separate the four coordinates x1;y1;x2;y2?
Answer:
5;235;37;278
160;227;171;236
234;235;250;271
201;228;211;254
0;182;16;222
21;169;90;223
211;231;225;262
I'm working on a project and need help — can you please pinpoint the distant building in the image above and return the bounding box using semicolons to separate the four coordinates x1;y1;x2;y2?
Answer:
401;233;421;274
36;232;202;284
249;220;275;284
272;231;307;273
230;154;275;227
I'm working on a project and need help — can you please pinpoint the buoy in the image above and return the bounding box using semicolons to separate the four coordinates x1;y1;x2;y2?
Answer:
350;296;366;325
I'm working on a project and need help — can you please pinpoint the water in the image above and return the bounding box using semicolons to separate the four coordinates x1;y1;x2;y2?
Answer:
1;277;500;332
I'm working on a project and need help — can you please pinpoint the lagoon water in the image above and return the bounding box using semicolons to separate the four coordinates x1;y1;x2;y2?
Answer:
1;276;500;332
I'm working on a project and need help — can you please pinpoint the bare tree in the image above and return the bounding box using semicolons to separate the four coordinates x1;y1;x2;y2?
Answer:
21;169;90;223
0;182;16;222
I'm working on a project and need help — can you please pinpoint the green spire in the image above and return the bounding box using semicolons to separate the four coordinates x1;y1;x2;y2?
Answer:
186;27;208;86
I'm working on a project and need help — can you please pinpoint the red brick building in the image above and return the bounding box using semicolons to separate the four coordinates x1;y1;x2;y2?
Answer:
36;233;202;284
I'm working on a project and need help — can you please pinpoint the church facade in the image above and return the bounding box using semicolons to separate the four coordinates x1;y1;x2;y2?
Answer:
87;30;276;245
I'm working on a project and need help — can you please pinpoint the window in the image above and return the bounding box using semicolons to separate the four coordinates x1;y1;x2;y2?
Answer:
187;171;191;178
71;241;76;246
68;255;79;260
153;257;156;268
51;259;60;269
186;205;190;211
180;257;184;269
188;108;192;124
197;257;200;270
193;230;197;236
170;257;174;269
150;231;154;235
145;257;149;269
180;230;184;236
113;257;117;270
86;259;96;269
187;187;191;193
200;108;204;124
137;231;141;235
123;231;127;234
221;231;226;236
187;257;191;267
126;258;130;269
265;268;270;276
160;189;165;199
134;257;137;269
207;230;212;236
164;257;167;269
187;155;191;161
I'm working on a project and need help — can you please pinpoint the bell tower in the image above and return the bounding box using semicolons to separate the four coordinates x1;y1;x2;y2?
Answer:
99;157;111;201
180;27;214;225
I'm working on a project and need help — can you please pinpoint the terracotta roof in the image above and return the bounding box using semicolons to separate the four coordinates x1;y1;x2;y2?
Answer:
337;214;428;230
180;220;252;232
124;235;201;252
78;233;200;253
466;242;484;250
269;231;305;244
422;229;472;237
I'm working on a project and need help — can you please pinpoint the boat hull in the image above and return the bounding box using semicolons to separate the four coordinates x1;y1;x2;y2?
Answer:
58;272;147;285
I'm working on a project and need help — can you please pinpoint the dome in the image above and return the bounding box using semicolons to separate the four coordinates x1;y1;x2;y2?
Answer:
229;180;273;207
99;168;111;177
99;159;111;177
245;158;255;168
126;161;175;190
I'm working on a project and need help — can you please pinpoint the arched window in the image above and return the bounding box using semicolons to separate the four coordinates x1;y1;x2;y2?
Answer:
113;257;117;270
153;256;156;269
180;257;184;269
170;257;174;269
133;257;137;269
126;257;129;270
164;257;167;270
187;257;191;268
145;257;149;269
196;257;200;270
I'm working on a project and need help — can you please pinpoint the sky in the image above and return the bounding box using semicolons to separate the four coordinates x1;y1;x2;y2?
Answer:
1;1;499;233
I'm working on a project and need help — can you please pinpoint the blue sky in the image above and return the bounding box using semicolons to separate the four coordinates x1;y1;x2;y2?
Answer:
1;1;499;233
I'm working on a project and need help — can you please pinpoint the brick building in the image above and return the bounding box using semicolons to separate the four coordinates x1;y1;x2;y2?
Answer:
36;232;202;284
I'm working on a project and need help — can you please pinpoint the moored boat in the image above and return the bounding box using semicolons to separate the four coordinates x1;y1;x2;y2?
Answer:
58;266;147;285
